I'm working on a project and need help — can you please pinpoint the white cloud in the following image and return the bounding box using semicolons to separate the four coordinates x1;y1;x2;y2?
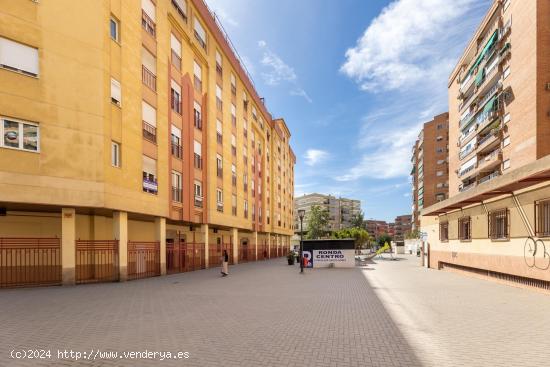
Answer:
335;0;489;182
206;0;240;27
304;149;330;166
258;40;312;103
340;0;488;92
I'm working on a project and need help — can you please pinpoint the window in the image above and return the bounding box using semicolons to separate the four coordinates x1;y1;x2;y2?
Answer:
489;209;509;240
458;217;471;241
436;171;444;177
193;61;202;91
216;119;223;144
1;117;39;152
172;171;182;203
142;101;157;142
231;104;236;126
141;47;156;91
142;155;158;194
193;102;202;129
194;140;202;169
244;200;248;218
536;199;550;237
439;222;449;242
252;106;257;120
216;188;223;212
503;113;511;124
436;147;444;153
215;50;222;75
194;180;203;207
436;124;445;130
171;79;181;114
436;193;446;202
172;0;188;20
170;33;182;70
232;194;237;216
243;173;248;192
171;125;182;158
231;164;237;186
110;17;120;42
503;159;510;170
111;141;121;167
230;73;236;95
503;0;511;11
243;92;248;111
231;134;236;156
216;154;223;177
194;18;206;48
0;37;39;77
503;66;510;79
110;78;121;106
141;0;156;36
216;85;222;111
436;136;443;141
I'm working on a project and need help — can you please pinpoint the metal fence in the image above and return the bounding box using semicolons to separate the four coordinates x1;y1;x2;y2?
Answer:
76;240;119;284
166;239;186;274
0;237;61;288
185;242;205;271
128;241;160;280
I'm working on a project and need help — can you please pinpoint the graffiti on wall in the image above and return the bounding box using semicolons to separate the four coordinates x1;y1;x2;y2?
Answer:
524;237;550;270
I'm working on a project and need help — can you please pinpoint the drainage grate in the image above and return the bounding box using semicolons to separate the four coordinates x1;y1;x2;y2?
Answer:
440;262;550;292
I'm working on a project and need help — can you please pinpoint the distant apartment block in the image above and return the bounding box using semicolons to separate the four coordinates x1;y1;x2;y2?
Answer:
393;215;413;241
366;215;411;241
422;0;550;291
365;220;389;239
411;113;450;229
294;194;361;234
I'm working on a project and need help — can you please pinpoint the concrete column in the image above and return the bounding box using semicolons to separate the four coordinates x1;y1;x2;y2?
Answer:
202;224;209;268
232;228;238;264
254;231;258;260
113;211;128;281
61;208;76;285
267;233;272;257
155;217;166;275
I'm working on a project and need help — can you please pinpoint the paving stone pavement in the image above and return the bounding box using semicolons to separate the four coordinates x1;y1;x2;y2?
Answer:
1;256;549;366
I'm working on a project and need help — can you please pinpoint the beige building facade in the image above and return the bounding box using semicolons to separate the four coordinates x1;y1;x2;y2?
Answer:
422;0;550;291
0;0;294;287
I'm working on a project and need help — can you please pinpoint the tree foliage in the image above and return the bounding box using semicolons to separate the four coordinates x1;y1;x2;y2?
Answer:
332;227;372;251
305;205;330;239
349;211;365;229
405;229;421;240
376;233;393;246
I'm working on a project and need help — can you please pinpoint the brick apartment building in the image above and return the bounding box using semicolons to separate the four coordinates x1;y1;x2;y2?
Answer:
411;113;450;230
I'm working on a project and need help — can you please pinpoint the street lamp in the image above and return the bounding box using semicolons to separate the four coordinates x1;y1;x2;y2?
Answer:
298;209;305;274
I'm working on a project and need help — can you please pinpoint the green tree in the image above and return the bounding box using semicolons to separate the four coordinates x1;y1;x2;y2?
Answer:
333;227;372;253
305;205;330;239
376;233;393;247
350;211;365;229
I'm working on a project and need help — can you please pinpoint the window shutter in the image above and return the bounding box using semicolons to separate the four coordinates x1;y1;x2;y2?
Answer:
141;0;156;21
170;79;181;94
111;78;121;103
193;61;201;80
170;34;181;56
194;140;201;155
216;85;222;99
142;101;156;127
142;47;156;74
216;120;223;134
171;125;181;138
0;37;39;76
194;19;206;42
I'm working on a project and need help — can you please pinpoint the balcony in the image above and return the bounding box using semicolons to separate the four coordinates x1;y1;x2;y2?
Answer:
476;128;501;154
479;170;500;185
142;121;156;143
477;149;502;174
459;182;476;193
194;195;203;208
142;65;156;91
143;178;158;194
459;144;475;160
141;10;156;37
171;143;182;159
458;163;476;179
172;187;182;203
171;50;181;71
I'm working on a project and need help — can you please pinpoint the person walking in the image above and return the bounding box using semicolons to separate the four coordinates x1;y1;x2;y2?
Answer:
221;250;229;277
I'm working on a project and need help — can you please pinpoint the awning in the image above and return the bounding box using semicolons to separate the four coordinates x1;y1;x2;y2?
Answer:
468;30;499;76
475;67;486;87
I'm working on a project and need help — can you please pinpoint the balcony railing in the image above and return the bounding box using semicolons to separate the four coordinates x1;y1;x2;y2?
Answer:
231;146;237;156
459;182;476;193
479;171;500;185
194;154;202;169
217;203;223;212
171;143;182;159
216;133;223;145
172;187;182;203
143;178;158;194
171;50;181;71
142;121;156;143
216;63;222;76
216;98;223;111
194;195;203;208
141;10;156;37
142;65;157;91
477;149;501;172
194;110;202;129
232;175;237;186
171;92;181;114
231;85;236;96
194;76;202;93
459;164;476;178
217;167;223;178
477;129;499;149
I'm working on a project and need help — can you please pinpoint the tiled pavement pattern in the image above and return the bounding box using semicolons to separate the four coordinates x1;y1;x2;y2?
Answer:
1;256;549;367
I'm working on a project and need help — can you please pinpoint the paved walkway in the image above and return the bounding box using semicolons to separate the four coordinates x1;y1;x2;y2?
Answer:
1;256;549;366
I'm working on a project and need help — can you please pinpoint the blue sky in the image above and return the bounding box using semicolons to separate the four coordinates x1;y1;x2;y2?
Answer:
206;0;492;222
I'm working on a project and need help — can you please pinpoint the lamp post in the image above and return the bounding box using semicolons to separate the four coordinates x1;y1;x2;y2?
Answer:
298;209;305;274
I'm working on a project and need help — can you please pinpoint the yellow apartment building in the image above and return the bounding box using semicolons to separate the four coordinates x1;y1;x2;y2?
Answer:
0;0;295;287
422;0;550;291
